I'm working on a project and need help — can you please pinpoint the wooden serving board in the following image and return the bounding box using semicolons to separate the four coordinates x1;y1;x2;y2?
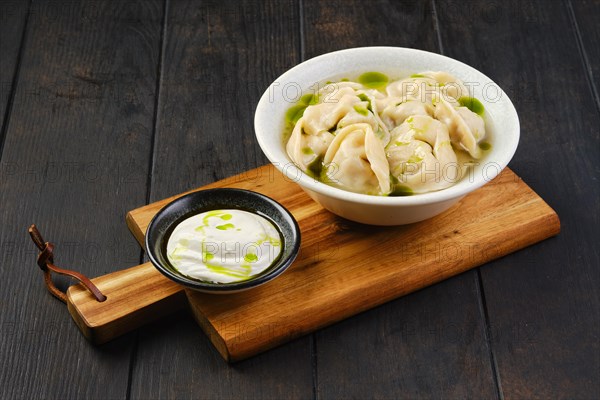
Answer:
67;165;559;362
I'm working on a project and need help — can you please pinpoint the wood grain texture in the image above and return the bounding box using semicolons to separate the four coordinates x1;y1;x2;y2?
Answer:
0;1;163;398
437;0;600;397
148;0;299;200
570;0;600;103
0;0;29;139
127;1;314;399
0;0;596;398
303;0;439;59
301;0;500;397
124;165;559;363
67;262;186;344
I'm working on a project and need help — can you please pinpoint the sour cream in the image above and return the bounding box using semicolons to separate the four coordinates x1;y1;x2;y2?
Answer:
166;209;282;283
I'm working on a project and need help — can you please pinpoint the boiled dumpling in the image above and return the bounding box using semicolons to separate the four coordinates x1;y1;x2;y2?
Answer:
417;71;469;100
386;115;460;194
380;96;434;130
352;90;391;146
287;86;380;171
286;117;334;171
301;87;361;135
336;99;380;134
305;84;387;136
323;123;390;195
306;82;391;143
386;71;469;105
324;84;392;145
284;71;488;197
433;98;485;159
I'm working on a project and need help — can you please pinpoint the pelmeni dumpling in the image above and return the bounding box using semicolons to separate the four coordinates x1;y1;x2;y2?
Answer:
386;115;460;194
386;71;469;105
434;98;485;159
380;96;434;130
286;118;334;171
301;87;361;135
284;71;488;196
305;81;391;138
323;123;390;195
353;90;391;146
418;71;469;100
287;86;380;171
336;99;380;132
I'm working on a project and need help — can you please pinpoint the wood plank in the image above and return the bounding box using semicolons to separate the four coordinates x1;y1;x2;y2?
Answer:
127;1;314;398
570;0;600;103
0;1;163;399
301;0;500;397
303;0;440;59
437;0;600;398
124;164;559;363
0;1;590;398
0;1;29;139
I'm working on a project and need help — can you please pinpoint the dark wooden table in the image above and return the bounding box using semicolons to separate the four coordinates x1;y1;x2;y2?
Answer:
1;0;598;398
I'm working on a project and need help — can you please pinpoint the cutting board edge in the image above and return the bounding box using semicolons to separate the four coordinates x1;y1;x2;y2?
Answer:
219;209;561;361
66;290;98;343
186;298;232;362
66;263;188;345
121;164;563;362
126;211;145;248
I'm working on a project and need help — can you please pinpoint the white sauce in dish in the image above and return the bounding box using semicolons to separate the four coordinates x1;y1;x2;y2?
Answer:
166;209;282;283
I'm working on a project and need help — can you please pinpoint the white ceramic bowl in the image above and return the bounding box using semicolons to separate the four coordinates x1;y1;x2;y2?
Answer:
254;47;519;225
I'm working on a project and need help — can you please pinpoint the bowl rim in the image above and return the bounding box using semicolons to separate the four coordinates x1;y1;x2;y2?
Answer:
254;46;520;206
145;188;301;292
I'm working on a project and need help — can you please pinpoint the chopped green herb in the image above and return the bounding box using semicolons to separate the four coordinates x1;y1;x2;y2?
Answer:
407;154;423;164
302;147;314;155
357;93;373;111
353;105;369;116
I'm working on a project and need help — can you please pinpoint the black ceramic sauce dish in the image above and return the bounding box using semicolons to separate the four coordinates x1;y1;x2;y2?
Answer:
145;188;301;293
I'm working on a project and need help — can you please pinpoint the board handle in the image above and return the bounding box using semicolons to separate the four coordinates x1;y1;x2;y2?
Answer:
66;262;187;344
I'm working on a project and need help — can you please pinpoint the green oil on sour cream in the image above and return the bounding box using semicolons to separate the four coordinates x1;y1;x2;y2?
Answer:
167;209;282;283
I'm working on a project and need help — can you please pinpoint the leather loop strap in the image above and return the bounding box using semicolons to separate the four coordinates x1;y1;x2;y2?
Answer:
37;242;54;270
28;225;107;303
